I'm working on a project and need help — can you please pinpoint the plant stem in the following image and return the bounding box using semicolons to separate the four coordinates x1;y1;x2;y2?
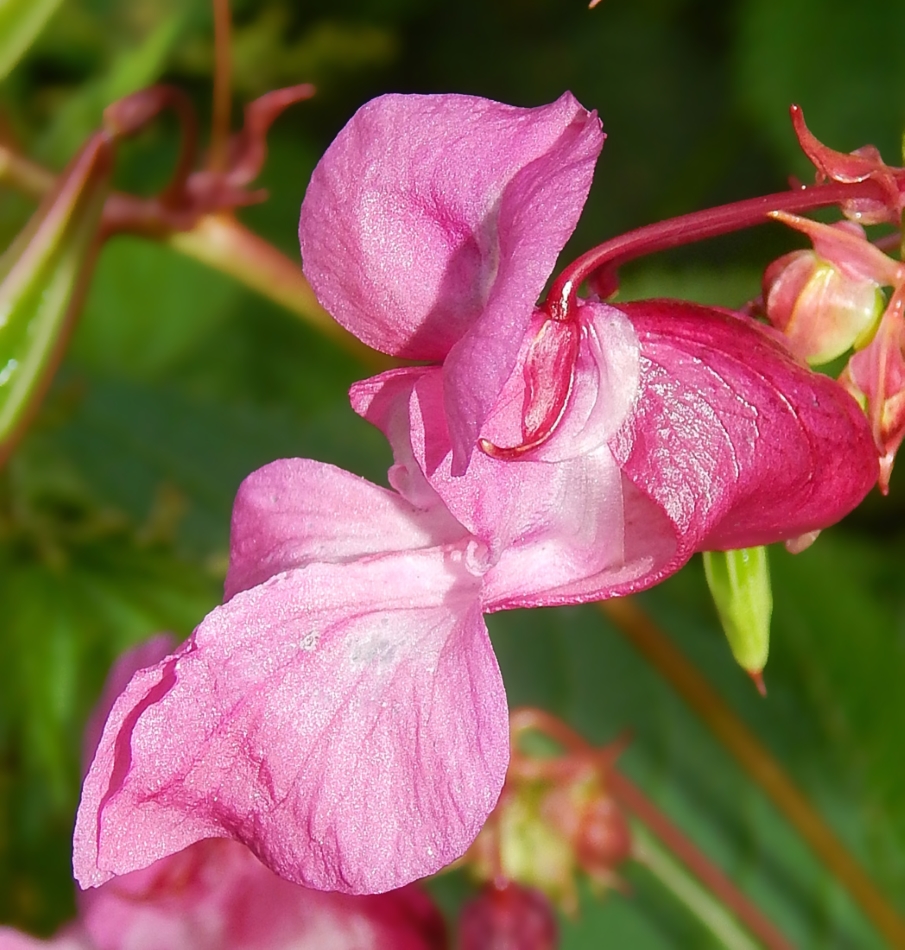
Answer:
600;597;905;947
209;0;233;173
545;179;888;321
610;772;793;950
0;152;389;367
511;708;793;950
168;214;392;368
630;824;763;950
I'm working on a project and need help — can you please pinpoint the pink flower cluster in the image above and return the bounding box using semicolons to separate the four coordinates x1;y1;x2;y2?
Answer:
73;93;878;898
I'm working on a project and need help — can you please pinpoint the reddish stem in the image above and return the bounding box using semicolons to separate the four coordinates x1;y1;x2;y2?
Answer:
608;771;795;950
509;707;794;950
209;0;233;173
545;178;890;321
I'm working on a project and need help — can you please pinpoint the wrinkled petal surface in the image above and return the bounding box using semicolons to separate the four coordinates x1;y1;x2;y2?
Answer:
301;92;602;469
225;458;467;599
75;552;507;895
610;300;878;575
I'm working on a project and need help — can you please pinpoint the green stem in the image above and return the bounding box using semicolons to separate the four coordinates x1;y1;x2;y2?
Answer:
630;823;762;950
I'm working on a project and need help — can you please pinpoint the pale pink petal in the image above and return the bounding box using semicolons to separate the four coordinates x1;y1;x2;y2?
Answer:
611;300;879;562
74;552;507;895
476;303;641;463
300;92;602;470
225;457;467;599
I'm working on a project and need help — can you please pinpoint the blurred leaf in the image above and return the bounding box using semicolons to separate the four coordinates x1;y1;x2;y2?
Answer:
71;236;238;380
0;424;220;931
735;0;905;175
616;266;762;310
0;0;64;82
0;135;109;460
36;7;187;165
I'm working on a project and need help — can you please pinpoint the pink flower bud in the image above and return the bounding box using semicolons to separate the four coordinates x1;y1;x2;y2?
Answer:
763;228;885;366
458;883;558;950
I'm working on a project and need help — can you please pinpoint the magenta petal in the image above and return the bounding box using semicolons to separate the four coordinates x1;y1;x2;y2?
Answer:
225;457;466;599
74;553;507;895
300;93;600;361
611;300;878;561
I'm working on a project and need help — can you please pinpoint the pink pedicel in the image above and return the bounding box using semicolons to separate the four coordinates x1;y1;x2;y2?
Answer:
75;92;880;899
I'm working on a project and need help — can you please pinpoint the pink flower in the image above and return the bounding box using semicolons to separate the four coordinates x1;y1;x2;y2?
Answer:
13;640;448;950
302;92;879;598
74;91;878;900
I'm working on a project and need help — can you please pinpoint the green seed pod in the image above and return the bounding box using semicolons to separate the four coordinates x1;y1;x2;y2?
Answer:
0;133;112;464
702;546;772;686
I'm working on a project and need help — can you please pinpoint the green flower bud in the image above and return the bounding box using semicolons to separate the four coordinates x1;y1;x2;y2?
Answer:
703;546;772;689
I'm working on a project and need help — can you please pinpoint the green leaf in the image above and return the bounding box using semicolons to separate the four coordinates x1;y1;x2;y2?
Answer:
0;136;110;460
0;0;64;82
36;9;187;166
735;0;905;174
71;236;238;380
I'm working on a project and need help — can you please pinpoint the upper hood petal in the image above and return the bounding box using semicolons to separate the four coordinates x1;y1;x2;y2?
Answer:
300;92;602;471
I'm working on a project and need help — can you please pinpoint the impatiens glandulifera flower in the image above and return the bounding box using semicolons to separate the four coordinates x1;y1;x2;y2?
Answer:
19;639;448;950
301;92;879;594
75;91;881;900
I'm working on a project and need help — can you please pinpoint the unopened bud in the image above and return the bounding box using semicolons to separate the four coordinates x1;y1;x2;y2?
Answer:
458;882;558;950
763;244;885;366
703;546;772;684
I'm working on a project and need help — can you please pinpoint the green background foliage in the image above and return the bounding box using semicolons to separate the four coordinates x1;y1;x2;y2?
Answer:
1;0;904;945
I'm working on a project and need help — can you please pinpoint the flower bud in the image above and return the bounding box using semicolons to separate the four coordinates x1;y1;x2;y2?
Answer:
458;882;558;950
763;242;885;367
703;546;772;689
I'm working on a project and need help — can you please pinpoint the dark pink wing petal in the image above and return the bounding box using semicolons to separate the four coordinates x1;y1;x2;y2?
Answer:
225;458;466;599
611;300;878;560
74;552;507;896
